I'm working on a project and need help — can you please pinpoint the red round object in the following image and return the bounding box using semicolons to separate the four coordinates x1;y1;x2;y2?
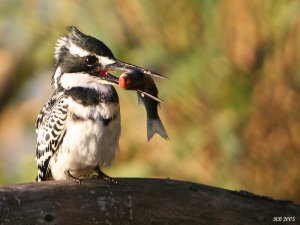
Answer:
119;76;131;89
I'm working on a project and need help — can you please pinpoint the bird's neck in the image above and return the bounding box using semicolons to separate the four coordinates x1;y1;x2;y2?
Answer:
54;66;112;92
53;67;119;106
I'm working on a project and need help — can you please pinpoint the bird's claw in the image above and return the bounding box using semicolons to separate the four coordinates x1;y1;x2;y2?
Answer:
65;170;85;185
94;168;117;184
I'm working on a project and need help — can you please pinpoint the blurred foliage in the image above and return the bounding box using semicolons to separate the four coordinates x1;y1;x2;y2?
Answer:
0;0;300;202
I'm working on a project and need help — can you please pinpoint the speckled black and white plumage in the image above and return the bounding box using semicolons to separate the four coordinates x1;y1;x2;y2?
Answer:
35;92;68;181
35;26;121;182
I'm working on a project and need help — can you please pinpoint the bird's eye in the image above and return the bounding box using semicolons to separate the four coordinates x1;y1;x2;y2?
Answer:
85;55;97;66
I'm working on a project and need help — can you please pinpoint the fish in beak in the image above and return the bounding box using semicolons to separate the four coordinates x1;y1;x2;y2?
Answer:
119;71;168;141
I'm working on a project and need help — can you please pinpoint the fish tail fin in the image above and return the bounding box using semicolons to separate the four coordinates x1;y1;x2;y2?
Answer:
147;117;169;141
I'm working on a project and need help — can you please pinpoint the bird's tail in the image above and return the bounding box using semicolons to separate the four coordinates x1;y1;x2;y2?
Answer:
147;117;169;141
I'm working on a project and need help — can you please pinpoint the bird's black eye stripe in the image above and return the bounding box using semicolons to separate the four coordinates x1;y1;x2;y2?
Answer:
85;55;97;66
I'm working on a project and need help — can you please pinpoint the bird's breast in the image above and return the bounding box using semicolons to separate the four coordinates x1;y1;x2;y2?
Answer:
65;86;119;121
49;99;121;180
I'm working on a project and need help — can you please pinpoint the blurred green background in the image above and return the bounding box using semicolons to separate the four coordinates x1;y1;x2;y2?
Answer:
0;0;300;203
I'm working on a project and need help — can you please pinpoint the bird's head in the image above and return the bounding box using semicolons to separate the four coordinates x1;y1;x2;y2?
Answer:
53;26;165;91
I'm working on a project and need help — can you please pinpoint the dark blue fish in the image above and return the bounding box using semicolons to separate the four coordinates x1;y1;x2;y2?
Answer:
119;71;168;141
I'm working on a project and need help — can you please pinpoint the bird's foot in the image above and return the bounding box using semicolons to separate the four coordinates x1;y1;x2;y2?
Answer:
93;168;117;184
64;170;84;185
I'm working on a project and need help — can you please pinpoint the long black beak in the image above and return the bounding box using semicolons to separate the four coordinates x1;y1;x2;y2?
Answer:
104;73;119;85
105;59;167;79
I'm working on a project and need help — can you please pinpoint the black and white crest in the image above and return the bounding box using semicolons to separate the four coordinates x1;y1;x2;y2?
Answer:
54;26;114;63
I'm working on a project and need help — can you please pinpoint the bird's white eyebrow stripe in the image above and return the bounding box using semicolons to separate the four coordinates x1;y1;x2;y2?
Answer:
97;56;115;66
60;41;116;67
68;42;90;57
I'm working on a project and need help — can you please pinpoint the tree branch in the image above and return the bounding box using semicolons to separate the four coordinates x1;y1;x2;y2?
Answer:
0;178;299;225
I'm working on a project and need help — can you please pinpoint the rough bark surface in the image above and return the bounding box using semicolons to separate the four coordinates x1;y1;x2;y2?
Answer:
0;178;299;225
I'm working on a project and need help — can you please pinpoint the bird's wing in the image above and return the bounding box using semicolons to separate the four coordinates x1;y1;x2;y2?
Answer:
35;92;68;181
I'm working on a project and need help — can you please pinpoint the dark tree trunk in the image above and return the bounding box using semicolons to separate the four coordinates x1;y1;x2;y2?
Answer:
0;178;299;225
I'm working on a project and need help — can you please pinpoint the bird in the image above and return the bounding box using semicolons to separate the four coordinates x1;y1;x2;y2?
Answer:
35;26;165;183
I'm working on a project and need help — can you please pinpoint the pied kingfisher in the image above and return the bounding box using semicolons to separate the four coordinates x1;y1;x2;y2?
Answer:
35;26;164;183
